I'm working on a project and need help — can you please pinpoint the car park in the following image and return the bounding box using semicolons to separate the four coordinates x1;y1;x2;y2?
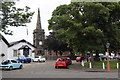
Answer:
76;56;84;62
0;59;23;70
55;57;68;69
33;56;46;62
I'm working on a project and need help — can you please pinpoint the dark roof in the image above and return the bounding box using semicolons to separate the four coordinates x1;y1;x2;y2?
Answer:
9;39;36;48
18;45;31;50
0;34;10;46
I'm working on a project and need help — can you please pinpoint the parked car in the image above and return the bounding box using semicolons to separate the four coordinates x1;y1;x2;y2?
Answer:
99;55;107;61
0;59;23;70
60;57;72;65
55;58;68;69
17;56;31;63
33;56;46;62
26;57;32;63
76;56;84;62
113;56;120;60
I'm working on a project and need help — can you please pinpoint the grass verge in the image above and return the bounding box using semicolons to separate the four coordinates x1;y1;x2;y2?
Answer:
84;60;120;69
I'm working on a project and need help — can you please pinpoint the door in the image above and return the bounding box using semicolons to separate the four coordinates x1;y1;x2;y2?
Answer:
23;48;29;57
11;60;19;68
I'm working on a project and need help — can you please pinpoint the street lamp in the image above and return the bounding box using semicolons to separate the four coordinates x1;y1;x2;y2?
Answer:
39;41;43;55
106;42;110;71
39;41;42;45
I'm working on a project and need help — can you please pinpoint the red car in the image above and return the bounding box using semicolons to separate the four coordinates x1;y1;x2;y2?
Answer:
61;57;72;65
76;56;84;62
55;58;68;68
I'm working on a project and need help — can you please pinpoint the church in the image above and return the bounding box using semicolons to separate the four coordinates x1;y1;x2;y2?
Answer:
33;8;45;55
0;8;45;61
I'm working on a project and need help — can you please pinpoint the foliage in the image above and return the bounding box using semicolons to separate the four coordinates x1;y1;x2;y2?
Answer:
0;1;34;35
48;2;120;55
44;32;71;55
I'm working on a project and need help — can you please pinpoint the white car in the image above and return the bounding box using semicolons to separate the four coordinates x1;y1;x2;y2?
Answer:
33;56;46;62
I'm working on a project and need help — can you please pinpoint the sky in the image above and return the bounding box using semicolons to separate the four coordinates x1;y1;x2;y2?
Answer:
2;0;71;44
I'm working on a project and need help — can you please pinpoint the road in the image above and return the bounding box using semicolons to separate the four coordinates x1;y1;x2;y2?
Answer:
1;60;119;78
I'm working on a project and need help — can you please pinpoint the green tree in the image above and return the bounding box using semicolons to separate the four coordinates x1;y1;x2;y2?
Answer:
0;1;34;35
48;2;120;60
44;32;71;56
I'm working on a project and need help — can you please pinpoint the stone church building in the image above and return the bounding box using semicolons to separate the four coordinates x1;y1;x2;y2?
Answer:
32;8;70;59
33;8;45;55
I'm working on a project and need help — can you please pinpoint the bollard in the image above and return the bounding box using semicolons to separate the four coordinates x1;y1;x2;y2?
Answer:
89;62;92;68
102;62;105;69
117;63;119;69
81;60;84;67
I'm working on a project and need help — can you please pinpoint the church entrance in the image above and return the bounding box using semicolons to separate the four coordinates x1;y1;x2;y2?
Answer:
23;48;29;57
18;45;31;57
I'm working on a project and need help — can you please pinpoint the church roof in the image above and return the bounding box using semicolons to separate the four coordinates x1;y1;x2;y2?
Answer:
18;45;31;50
36;8;42;30
0;34;10;46
9;39;36;48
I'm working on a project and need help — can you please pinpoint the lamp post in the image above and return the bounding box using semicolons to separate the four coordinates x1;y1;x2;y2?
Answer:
106;42;110;71
39;41;43;55
39;41;42;46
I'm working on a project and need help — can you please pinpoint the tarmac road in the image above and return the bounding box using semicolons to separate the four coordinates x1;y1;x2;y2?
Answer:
1;60;119;78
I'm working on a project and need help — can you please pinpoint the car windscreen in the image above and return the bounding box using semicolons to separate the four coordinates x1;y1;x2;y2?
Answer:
1;60;10;65
77;57;81;59
35;56;39;58
41;56;44;58
19;56;26;59
57;59;65;61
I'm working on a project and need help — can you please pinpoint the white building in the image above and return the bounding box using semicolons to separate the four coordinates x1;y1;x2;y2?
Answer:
0;34;9;61
0;34;35;61
8;39;35;59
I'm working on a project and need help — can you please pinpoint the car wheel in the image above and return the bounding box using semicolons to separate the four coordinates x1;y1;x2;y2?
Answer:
55;66;58;69
66;65;69;69
9;66;13;70
38;60;41;62
28;61;31;63
19;65;23;69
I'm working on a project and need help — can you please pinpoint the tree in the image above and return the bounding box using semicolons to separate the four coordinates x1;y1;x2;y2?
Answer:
44;32;71;56
48;2;120;60
0;1;34;35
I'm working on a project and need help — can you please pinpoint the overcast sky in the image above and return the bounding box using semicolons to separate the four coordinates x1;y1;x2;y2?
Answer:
2;0;71;44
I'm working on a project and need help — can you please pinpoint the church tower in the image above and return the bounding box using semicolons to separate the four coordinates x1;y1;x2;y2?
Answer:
33;8;45;55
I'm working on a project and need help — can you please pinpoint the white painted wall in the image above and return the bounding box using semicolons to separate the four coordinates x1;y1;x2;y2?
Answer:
8;42;35;59
0;39;8;62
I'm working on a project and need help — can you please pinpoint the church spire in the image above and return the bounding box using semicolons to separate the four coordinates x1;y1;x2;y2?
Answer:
36;8;41;29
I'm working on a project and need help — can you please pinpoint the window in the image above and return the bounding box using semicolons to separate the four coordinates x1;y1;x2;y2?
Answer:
1;60;10;65
57;59;65;61
11;60;17;63
13;50;19;57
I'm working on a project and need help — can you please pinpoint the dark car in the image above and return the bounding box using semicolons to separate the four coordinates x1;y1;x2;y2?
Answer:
17;56;31;63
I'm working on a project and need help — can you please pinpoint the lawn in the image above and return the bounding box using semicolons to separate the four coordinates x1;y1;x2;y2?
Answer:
83;60;120;69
